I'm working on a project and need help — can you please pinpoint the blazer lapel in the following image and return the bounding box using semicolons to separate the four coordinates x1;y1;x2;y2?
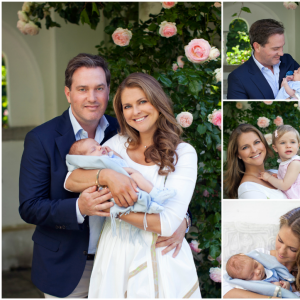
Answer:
248;57;275;99
55;110;76;162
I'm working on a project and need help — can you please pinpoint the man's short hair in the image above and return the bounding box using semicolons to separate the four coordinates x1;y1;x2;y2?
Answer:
249;19;284;50
65;53;110;90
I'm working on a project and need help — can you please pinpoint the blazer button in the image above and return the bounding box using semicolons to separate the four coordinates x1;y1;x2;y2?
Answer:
83;251;87;256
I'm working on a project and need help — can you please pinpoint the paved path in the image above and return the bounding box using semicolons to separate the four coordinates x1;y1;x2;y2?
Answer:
2;269;44;298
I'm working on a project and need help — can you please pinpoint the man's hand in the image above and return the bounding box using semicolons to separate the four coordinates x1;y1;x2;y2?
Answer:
78;186;114;217
101;169;138;208
155;219;187;258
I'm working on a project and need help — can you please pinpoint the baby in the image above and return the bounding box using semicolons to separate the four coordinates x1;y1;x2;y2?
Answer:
276;68;300;100
69;138;153;194
259;125;300;199
226;254;292;291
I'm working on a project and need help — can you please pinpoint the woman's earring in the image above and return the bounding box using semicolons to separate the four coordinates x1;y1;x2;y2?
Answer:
238;156;241;159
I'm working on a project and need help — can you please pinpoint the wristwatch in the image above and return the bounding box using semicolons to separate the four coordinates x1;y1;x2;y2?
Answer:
185;212;191;233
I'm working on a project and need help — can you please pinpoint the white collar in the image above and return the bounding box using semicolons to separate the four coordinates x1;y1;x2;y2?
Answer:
252;51;281;71
265;268;273;280
277;154;300;165
68;106;109;139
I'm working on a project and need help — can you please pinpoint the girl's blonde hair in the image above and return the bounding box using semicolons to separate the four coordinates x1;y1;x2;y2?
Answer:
280;207;300;290
272;125;300;145
224;124;273;199
113;73;183;176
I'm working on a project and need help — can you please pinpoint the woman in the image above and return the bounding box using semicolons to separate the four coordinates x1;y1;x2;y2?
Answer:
224;124;287;199
223;207;300;298
66;73;201;298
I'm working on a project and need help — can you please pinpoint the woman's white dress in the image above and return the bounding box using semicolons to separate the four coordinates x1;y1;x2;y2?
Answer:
238;182;288;199
88;134;201;298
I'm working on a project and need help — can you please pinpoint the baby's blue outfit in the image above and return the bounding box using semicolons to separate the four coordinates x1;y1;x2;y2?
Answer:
224;250;297;298
66;153;176;243
276;81;300;99
264;269;292;292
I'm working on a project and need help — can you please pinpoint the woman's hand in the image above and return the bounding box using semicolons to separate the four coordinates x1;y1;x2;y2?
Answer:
155;219;187;258
78;186;113;217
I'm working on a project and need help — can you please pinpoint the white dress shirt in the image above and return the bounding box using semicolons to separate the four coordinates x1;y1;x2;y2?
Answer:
252;52;281;98
68;106;109;254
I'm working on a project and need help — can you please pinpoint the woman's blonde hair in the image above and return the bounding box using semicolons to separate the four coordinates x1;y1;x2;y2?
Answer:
224;124;273;199
280;207;300;290
272;125;300;145
113;73;183;175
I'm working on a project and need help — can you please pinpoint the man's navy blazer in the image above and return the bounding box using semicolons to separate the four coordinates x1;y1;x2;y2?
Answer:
19;109;119;297
227;54;300;99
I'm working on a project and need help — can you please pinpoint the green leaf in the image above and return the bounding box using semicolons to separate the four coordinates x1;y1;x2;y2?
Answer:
177;75;189;85
188;80;202;96
241;7;251;13
231;13;237;17
209;245;220;258
80;8;91;26
159;74;172;87
92;3;99;15
148;23;157;31
197;124;207;135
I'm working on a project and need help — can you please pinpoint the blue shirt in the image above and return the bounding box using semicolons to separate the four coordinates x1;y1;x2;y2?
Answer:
252;52;281;98
68;106;109;254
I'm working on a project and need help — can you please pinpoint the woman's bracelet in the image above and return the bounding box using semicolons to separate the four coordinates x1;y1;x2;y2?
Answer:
96;169;105;189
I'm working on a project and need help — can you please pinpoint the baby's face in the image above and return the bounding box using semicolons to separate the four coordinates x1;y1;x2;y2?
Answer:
294;68;300;81
240;258;266;281
82;139;108;156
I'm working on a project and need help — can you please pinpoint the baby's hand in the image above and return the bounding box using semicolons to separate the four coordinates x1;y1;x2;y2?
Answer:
281;78;289;88
280;280;290;290
286;75;294;82
258;171;272;182
272;173;278;178
104;146;122;158
123;167;141;176
272;282;281;287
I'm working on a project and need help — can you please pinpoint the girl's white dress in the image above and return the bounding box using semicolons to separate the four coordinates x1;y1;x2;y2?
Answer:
88;134;201;298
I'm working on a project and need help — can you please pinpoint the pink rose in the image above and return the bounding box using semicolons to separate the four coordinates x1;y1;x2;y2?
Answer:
216;254;221;264
264;133;272;145
24;21;39;36
189;240;201;253
284;2;298;9
176;112;193;128
159;21;177;38
162;2;177;9
214;68;221;82
209;47;220;61
17;20;27;34
3;109;8;116
273;116;283;126
177;56;184;68
263;101;273;105
208;109;222;128
172;63;178;71
214;2;222;8
17;11;29;22
209;267;221;283
112;28;132;46
184;39;211;64
257;117;270;128
208;255;215;261
236;102;243;109
203;190;209;197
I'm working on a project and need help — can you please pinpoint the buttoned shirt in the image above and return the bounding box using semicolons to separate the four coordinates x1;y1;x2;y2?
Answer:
68;106;109;254
252;52;281;98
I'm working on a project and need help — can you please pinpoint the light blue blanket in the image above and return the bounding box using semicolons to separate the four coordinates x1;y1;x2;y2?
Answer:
224;250;297;298
276;81;300;99
66;154;176;243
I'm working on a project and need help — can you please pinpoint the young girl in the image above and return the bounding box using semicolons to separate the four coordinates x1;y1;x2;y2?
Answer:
259;125;300;199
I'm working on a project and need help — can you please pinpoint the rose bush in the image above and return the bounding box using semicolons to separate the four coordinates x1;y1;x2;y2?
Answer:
159;21;177;38
15;2;221;297
112;28;132;46
176;112;193;128
224;101;300;171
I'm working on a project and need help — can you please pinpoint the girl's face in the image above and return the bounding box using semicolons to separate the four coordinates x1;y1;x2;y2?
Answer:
237;131;267;167
121;87;159;136
275;224;300;266
272;131;300;162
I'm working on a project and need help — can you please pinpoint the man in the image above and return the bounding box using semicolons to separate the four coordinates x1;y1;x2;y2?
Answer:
19;53;189;298
227;19;300;99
